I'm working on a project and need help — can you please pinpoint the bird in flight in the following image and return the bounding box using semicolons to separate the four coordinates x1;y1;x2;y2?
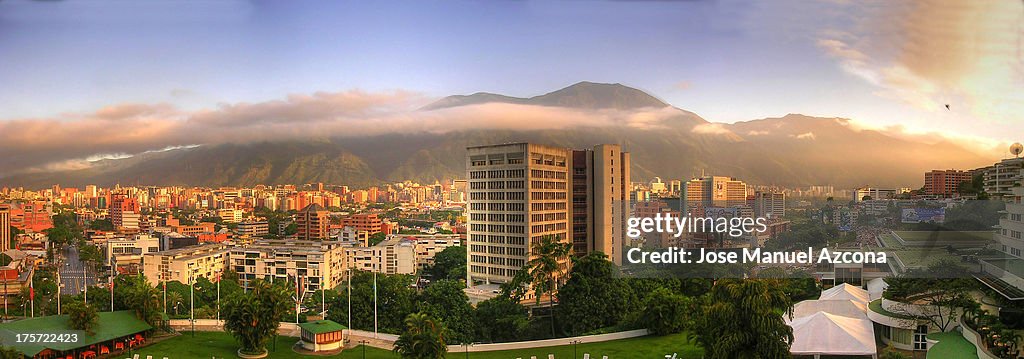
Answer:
945;104;951;110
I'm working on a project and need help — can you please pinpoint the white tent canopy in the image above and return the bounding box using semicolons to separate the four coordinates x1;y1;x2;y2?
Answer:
790;311;877;357
867;278;888;301
791;300;867;321
819;283;870;304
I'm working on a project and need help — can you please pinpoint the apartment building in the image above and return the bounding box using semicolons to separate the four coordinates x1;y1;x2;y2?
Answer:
340;213;383;234
343;237;416;275
110;195;141;230
923;170;972;197
229;239;346;292
570;145;630;265
981;157;1024;198
466;143;571;286
296;204;330;240
408;234;462;269
142;243;230;285
0;208;9;251
751;191;786;219
685;176;749;210
105;234;161;269
236;220;270;238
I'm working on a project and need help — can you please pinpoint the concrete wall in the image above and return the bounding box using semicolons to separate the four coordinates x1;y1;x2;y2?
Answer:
169;319;648;353
446;329;649;352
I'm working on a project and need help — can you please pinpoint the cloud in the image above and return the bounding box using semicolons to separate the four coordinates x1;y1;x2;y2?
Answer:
0;90;684;176
746;130;770;136
793;132;816;140
691;123;733;135
816;1;1024;124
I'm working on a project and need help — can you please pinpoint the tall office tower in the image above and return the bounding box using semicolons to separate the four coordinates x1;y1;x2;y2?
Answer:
751;191;786;219
571;145;630;265
0;206;9;250
466;143;570;286
296;203;330;240
685;175;749;209
110;194;141;230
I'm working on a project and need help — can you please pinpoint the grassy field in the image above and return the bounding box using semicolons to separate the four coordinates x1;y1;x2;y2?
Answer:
131;331;701;359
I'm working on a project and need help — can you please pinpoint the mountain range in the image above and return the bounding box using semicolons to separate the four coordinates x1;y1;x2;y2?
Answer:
0;82;992;189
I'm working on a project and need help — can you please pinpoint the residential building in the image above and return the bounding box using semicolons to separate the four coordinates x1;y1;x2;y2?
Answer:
0;208;9;251
570;144;630;264
982;157;1024;198
229;239;346;292
236;220;269;238
751;191;786;219
853;187;899;202
343;237;416;275
296;204;330;240
110;195;141;230
686;175;749;210
143;243;230;285
407;234;462;269
923;170;972;197
340;213;383;234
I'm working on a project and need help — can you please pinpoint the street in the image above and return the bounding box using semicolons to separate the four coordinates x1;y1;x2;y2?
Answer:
59;245;97;296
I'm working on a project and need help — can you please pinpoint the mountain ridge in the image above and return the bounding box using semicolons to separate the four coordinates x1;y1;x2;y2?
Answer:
0;83;993;190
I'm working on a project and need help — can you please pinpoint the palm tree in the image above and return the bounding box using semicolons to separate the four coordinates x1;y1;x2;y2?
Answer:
526;235;572;337
393;312;447;359
166;292;184;316
694;279;794;358
222;279;290;356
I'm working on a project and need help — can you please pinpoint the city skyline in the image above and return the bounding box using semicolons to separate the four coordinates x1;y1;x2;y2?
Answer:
0;1;1021;178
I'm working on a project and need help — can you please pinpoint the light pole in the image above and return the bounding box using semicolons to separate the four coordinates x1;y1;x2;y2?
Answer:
358;340;369;359
570;340;582;359
461;342;475;359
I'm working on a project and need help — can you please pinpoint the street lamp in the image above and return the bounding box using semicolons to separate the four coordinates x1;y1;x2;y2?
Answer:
358;340;369;359
570;340;582;359
461;342;475;359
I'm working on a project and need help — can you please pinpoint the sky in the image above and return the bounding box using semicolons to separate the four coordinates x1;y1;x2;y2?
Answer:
0;0;1022;174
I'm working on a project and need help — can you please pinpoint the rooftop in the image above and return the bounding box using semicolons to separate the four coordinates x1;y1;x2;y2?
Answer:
0;310;152;356
297;320;346;334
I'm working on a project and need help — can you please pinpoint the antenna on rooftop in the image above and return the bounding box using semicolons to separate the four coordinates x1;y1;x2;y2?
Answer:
1012;143;1023;158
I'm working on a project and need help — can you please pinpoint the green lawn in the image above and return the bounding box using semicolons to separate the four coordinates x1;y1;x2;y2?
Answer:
132;331;701;359
926;332;978;359
466;332;699;359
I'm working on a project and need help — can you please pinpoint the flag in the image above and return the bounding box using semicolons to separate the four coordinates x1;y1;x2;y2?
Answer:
28;276;34;301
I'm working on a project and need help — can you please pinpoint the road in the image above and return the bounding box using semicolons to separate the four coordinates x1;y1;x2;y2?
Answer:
59;245;97;296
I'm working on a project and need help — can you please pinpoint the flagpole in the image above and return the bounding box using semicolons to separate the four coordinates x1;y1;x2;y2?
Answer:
56;268;60;315
189;273;194;337
29;273;33;318
373;270;377;339
216;273;220;322
347;268;351;340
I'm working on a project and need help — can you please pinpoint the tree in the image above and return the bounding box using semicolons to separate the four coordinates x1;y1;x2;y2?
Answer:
557;252;628;335
393;312;447;359
473;297;528;343
326;272;415;334
87;219;115;231
221;279;290;356
426;246;466;282
166;291;184;316
65;301;99;335
368;232;387;246
120;275;162;327
417;279;475;344
526;235;572;337
884;259;978;332
0;346;22;359
694;279;794;359
642;287;693;336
